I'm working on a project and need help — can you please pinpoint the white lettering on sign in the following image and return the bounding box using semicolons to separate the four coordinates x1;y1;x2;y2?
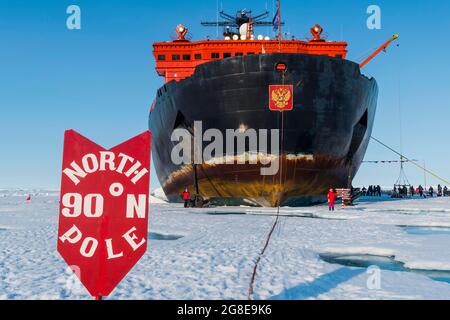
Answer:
57;130;151;296
82;154;99;173
105;239;124;260
123;227;146;251
99;151;116;171
126;195;147;219
62;152;148;185
83;194;104;218
62;193;104;218
59;225;83;244
62;193;83;217
58;225;146;258
80;237;98;258
62;193;145;219
63;162;87;186
116;153;134;174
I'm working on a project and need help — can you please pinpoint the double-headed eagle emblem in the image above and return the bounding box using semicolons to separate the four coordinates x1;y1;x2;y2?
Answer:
271;87;292;109
269;85;294;111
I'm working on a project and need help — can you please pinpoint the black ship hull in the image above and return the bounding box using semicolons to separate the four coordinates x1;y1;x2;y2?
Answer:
149;53;378;207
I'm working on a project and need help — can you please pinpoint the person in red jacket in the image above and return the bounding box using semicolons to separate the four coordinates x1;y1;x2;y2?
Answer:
182;188;190;208
328;188;337;211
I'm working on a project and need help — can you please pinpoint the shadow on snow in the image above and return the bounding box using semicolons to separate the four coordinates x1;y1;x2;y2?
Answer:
270;267;365;300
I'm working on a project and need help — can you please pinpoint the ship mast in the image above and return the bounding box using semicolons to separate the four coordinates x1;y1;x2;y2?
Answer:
201;9;284;40
277;0;282;39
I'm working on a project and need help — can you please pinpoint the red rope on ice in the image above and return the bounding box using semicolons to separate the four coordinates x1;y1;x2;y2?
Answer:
248;107;285;300
247;207;280;300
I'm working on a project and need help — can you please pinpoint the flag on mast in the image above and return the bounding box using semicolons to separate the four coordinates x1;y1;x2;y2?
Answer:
272;7;280;32
272;5;280;32
272;0;282;38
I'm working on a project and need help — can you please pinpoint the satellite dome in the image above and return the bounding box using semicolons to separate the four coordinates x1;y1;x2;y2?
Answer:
239;23;249;37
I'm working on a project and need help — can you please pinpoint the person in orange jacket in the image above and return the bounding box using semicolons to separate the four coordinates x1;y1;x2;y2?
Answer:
328;188;337;211
182;188;190;208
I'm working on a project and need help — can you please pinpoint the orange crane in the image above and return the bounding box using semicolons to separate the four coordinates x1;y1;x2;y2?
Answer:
359;34;399;68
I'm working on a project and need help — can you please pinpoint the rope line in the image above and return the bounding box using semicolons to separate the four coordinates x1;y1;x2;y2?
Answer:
248;76;286;299
370;136;450;186
354;45;380;63
247;207;280;299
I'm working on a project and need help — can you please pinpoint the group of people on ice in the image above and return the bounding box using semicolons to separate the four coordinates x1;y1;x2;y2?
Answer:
392;184;449;198
361;185;381;197
418;184;449;197
326;183;450;212
181;183;449;212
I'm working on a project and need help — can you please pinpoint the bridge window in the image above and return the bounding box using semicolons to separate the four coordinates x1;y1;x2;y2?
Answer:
194;54;202;60
157;55;166;61
182;54;191;61
211;52;220;59
223;52;231;58
235;52;243;56
172;54;181;61
247;52;255;55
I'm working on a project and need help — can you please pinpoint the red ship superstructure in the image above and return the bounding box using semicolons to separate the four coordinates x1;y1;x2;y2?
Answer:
154;21;348;83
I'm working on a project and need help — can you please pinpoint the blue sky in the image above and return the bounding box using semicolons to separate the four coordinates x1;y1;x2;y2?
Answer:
0;0;449;190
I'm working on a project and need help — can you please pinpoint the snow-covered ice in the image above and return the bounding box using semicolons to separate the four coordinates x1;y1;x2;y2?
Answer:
1;190;450;300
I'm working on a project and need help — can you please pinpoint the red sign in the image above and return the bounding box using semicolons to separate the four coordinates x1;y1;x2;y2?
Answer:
269;85;294;112
57;130;151;298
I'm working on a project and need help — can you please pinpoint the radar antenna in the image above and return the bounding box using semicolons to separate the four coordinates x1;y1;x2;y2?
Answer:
201;9;284;28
